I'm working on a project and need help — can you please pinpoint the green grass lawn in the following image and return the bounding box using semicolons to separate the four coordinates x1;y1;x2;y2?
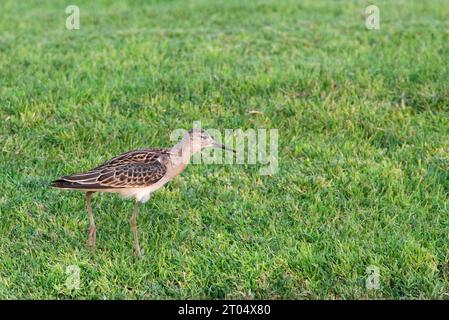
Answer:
1;0;448;299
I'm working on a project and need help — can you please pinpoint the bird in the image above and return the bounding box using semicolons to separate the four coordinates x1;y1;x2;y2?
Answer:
51;129;235;257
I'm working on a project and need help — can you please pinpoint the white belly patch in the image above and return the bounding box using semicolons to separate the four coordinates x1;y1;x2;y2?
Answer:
117;177;169;203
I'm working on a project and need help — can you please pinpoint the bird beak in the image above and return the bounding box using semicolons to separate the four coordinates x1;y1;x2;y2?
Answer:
213;142;236;153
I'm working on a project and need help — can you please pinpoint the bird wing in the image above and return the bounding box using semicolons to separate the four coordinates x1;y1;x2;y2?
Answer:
51;148;170;189
92;148;170;169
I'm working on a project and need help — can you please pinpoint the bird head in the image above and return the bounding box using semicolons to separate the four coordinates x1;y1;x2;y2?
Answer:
186;129;235;154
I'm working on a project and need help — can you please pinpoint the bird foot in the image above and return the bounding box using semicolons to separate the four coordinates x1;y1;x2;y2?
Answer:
86;239;96;249
86;227;96;249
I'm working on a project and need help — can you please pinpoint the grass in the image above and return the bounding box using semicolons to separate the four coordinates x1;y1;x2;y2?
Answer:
0;0;448;299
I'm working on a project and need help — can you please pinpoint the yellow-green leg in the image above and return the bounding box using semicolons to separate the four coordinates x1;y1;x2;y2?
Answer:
86;191;96;248
130;202;141;257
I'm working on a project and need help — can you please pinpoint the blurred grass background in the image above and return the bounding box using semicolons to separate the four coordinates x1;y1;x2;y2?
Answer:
0;0;448;299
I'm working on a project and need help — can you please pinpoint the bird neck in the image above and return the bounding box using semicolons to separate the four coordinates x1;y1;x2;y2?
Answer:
171;138;201;163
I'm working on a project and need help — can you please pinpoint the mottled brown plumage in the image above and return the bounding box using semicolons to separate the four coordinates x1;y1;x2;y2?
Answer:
51;129;235;257
51;148;171;189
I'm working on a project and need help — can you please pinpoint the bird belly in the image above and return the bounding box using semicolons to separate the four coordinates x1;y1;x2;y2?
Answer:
118;188;151;203
118;178;169;203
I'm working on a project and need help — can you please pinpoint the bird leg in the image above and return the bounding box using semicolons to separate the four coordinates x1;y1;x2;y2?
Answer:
85;191;96;248
130;202;141;257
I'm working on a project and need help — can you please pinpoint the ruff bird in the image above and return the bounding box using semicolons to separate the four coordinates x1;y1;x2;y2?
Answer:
51;129;235;256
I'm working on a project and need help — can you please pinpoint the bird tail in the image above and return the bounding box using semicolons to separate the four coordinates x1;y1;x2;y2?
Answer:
50;171;113;190
50;179;87;189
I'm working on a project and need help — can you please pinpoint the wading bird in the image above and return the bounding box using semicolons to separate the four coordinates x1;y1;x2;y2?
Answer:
51;129;235;256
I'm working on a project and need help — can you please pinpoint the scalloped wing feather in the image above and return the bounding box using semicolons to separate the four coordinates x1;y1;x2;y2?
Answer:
51;148;170;189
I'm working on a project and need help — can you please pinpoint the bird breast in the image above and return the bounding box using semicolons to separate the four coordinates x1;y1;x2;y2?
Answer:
165;155;188;179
